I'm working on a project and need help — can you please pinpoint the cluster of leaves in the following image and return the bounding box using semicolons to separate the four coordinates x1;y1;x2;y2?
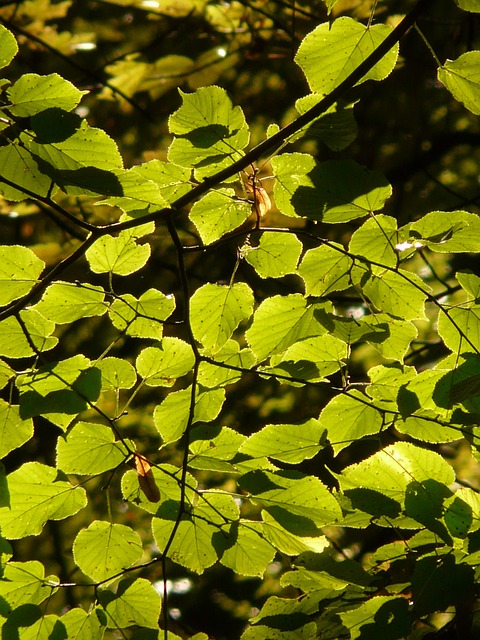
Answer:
1;0;480;638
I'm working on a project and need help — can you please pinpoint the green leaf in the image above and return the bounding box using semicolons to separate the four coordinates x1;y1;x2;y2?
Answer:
243;594;318;639
240;470;342;531
152;492;238;573
33;281;106;323
319;390;384;455
131;160;191;204
454;0;480;11
7;73;86;117
246;294;329;362
273;334;348;382
363;268;429;320
97;357;137;391
16;355;101;422
102;578;161;629
239;418;326;464
154;386;225;444
29;118;123;177
272;154;391;222
86;229;150;275
339;596;410;640
245;232;302;279
190;282;254;353
60;608;106;640
298;243;354;296
0;462;87;539
0;400;33;458
0;24;18;70
338;442;455;507
409;210;480;252
0;561;54;609
56;422;130;475
295;94;358;151
0;309;57;358
437;303;480;354
349;215;400;267
189;188;251;244
197;341;256;389
0;245;45;307
73;521;143;582
361;314;418;361
438;51;480;115
168;86;249;176
98;166;168;212
220;520;276;577
136;338;195;387
262;511;329;555
0;140;53;200
189;424;247;472
295;18;399;93
109;289;175;340
0;359;14;390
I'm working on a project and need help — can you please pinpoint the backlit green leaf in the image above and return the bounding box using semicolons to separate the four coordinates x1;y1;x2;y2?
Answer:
295;94;358;151
272;154;391;222
0;24;18;70
168;86;249;176
189;188;251;244
0;245;45;307
240;470;342;530
220;520;276;577
86;229;150;275
190;282;254;353
298;243;354;296
0;400;33;458
16;355;101;423
438;51;480;115
73;521;143;583
103;578;161;629
274;334;348;382
240;418;326;464
319;390;384;455
154;386;225;444
340;596;410;640
152;492;238;573
409;210;480;252
189;424;247;472
0;309;57;358
56;422;130;475
0;561;54;609
246;294;328;362
60;608;105;640
349;215;399;267
338;442;455;505
136;338;195;387
262;511;329;555
34;281;106;323
197;341;256;388
245;232;302;279
109;289;175;340
0;140;53;200
97;357;137;390
0;462;87;539
295;18;399;93
7;73;86;117
363;268;429;320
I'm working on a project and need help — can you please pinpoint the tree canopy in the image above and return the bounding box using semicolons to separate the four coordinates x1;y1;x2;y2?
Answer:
1;0;480;638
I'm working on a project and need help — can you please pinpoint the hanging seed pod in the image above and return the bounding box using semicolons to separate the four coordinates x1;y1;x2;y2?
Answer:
134;453;161;503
